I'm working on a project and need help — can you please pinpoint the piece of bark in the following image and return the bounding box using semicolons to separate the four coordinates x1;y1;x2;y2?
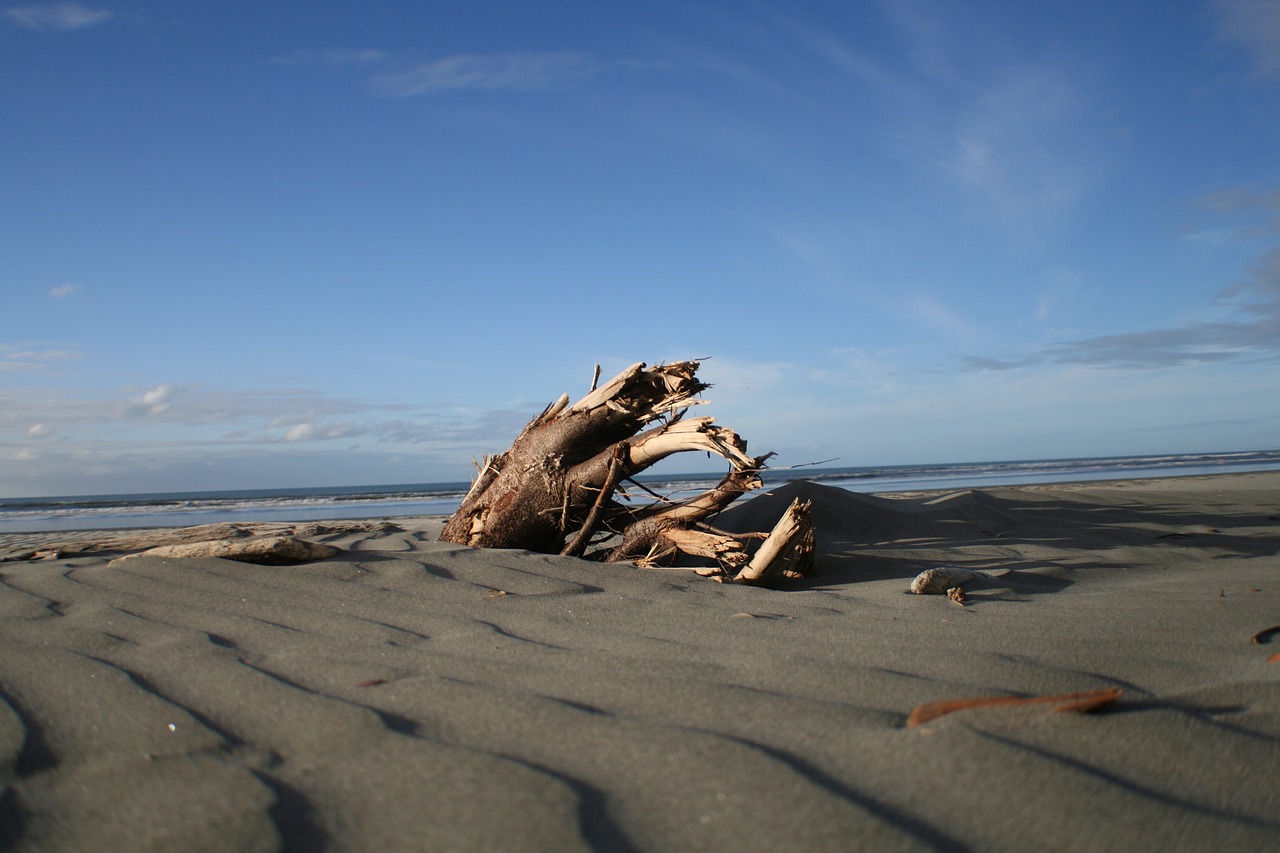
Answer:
108;536;341;566
906;687;1123;727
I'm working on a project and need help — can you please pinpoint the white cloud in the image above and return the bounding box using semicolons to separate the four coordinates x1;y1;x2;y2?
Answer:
4;2;113;31
283;422;315;442
370;51;591;97
276;420;367;443
48;283;80;299
27;423;53;438
1215;0;1280;79
141;384;172;408
120;382;179;416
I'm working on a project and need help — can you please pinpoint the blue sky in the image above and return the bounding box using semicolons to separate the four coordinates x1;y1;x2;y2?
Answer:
3;0;1279;497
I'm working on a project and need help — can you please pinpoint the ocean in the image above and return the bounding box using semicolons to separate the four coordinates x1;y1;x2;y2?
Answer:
3;449;1279;534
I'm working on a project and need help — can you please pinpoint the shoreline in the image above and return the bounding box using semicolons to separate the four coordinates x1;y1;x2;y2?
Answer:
2;470;1277;850
876;466;1280;499
2;467;1276;544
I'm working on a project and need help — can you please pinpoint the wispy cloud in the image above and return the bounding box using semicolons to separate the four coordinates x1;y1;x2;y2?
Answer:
904;291;977;337
1035;266;1087;321
943;66;1098;221
48;283;80;300
964;188;1280;371
1214;0;1280;79
370;51;592;97
765;2;1102;229
4;2;113;31
1043;322;1270;369
1196;186;1280;220
753;6;903;94
273;48;389;68
874;0;955;82
964;277;1279;371
0;343;79;373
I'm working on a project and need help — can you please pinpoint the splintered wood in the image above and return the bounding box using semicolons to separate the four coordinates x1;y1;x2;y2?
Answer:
732;499;815;585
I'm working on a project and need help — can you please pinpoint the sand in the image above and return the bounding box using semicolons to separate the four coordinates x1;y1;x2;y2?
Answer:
1;472;1277;851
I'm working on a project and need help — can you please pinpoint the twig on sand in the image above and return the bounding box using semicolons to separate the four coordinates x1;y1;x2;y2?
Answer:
906;687;1123;728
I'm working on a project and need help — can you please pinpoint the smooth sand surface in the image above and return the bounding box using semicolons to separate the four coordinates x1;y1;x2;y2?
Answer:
2;472;1278;851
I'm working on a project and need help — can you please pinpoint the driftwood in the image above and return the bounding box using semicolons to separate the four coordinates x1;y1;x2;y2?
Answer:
108;537;341;566
439;360;815;584
0;521;396;564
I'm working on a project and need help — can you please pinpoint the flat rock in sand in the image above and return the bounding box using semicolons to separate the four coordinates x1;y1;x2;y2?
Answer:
910;566;991;594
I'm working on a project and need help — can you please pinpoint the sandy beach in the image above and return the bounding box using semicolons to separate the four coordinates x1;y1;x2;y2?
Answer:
2;471;1277;851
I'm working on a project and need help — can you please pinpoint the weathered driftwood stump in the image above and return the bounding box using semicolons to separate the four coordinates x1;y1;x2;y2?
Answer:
439;360;815;585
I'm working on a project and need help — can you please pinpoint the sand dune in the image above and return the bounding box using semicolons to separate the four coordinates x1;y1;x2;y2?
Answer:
2;472;1278;851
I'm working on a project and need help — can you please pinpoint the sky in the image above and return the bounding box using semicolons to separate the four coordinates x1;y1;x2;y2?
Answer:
3;0;1279;498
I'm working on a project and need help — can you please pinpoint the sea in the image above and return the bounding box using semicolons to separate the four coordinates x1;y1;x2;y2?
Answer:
3;449;1279;535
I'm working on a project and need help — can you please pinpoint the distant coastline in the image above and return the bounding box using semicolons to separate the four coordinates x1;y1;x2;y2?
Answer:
3;449;1279;534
